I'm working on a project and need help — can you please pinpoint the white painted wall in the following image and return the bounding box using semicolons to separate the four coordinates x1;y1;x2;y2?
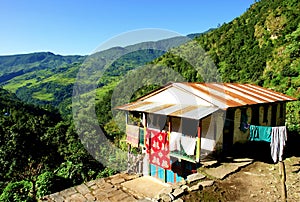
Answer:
144;86;212;106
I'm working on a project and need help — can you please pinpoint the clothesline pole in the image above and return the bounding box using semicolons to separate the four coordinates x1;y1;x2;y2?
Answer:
279;161;287;202
196;121;201;162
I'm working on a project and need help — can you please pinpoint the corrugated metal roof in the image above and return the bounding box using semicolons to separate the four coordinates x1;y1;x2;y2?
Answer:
183;83;297;108
116;82;297;119
117;101;219;120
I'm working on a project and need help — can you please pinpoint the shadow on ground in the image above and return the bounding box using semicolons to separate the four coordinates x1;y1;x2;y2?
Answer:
218;130;300;164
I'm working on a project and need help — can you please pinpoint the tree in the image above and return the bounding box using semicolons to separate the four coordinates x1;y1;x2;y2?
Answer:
0;180;35;202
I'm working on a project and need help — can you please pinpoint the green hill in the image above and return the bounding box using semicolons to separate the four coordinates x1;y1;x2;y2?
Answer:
0;36;189;116
0;52;83;82
0;87;106;200
153;0;300;130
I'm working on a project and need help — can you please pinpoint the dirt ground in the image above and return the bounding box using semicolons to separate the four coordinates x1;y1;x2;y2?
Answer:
182;134;300;202
183;157;299;201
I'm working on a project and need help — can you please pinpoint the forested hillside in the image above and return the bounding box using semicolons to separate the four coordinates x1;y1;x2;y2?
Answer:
0;52;83;82
0;88;108;201
153;0;300;131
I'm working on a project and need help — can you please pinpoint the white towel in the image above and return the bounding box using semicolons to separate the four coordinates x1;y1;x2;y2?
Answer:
270;126;287;163
170;132;181;151
180;135;196;155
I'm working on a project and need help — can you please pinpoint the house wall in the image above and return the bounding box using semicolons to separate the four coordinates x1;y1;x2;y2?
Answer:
233;107;252;144
277;103;286;126
201;111;225;153
258;105;272;126
144;86;212;106
232;103;286;144
259;103;286;126
213;111;225;151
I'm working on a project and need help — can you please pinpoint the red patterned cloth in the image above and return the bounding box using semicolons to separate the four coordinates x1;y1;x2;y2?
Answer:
146;128;171;170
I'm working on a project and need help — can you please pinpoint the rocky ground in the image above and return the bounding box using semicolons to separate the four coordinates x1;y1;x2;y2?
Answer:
182;156;300;202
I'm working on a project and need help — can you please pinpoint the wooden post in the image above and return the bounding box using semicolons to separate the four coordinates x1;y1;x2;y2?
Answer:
168;117;171;140
127;144;131;172
279;161;287;202
196;120;202;162
125;111;128;125
143;113;151;176
166;117;171;183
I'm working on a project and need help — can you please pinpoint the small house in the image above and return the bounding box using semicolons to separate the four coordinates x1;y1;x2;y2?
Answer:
116;82;296;183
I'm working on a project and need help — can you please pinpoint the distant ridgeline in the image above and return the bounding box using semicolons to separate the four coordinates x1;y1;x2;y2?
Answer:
0;52;83;83
0;46;168;116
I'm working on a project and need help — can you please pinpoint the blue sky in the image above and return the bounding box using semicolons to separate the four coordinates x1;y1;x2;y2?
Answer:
0;0;255;56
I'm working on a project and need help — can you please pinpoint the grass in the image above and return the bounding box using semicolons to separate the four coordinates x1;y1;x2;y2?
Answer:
4;78;38;93
95;79;120;101
32;89;54;101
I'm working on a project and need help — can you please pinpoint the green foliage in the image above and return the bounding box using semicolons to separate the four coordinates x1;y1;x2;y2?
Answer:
0;180;35;202
1;47;165;117
286;102;300;133
0;88;61;183
5;62;81;115
96;167;116;178
152;0;300;131
0;52;83;78
35;172;56;198
0;88;103;197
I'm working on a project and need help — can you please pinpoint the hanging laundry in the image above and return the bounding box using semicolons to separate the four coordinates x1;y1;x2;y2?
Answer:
146;128;171;169
180;135;196;156
270;126;287;163
249;125;272;142
126;125;140;147
145;128;159;153
239;109;249;132
169;132;181;151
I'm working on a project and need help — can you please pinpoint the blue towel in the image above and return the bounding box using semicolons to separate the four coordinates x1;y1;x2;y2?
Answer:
249;125;272;142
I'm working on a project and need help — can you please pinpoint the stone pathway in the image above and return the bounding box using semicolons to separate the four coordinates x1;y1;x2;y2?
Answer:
40;173;140;202
202;158;253;179
122;176;170;199
41;158;254;202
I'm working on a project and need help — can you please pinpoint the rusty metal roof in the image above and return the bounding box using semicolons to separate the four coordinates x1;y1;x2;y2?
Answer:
181;83;297;108
116;82;297;119
117;101;219;120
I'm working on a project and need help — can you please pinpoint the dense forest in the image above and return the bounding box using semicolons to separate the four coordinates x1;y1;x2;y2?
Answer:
0;88;115;201
0;0;299;200
153;0;300;131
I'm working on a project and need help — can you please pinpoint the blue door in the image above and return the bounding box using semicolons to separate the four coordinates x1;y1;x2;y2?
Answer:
158;166;165;181
166;169;175;183
150;164;157;177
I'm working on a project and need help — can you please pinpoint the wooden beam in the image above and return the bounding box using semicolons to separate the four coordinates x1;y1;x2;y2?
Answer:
196;120;202;162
